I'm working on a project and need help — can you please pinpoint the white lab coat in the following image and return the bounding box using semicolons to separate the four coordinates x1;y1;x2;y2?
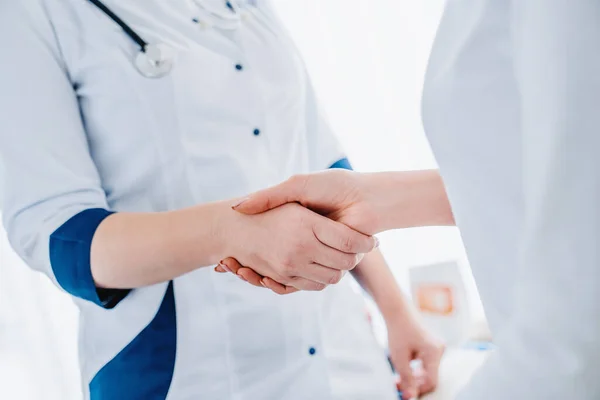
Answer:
423;1;600;399
0;1;396;399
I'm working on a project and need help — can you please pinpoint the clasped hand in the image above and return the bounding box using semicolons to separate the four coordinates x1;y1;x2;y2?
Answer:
217;170;378;294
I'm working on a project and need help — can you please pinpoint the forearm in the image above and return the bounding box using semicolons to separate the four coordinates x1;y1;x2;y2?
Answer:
351;249;416;324
90;199;238;289
366;170;454;233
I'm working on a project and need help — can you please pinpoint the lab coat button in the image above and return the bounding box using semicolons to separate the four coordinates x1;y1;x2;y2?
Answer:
192;18;211;30
253;128;261;136
308;347;316;356
235;64;244;71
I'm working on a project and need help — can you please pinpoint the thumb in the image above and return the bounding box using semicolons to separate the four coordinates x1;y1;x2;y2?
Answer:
395;357;418;400
232;175;306;215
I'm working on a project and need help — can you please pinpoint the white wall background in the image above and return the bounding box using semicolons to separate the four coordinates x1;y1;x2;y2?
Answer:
0;1;470;399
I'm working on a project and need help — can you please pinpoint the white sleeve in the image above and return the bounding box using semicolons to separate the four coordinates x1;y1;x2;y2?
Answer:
0;2;111;299
459;1;600;398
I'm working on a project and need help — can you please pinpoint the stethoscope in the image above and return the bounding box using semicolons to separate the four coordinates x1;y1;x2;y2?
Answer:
88;0;243;79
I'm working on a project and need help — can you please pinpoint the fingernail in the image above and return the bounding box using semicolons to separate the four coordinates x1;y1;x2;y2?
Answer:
237;274;246;281
374;236;380;248
218;261;232;274
232;198;249;209
260;280;267;287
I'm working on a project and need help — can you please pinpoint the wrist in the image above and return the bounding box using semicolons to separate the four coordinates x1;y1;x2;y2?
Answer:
368;170;454;233
377;291;416;324
176;199;245;266
382;302;423;335
210;198;248;260
417;170;455;226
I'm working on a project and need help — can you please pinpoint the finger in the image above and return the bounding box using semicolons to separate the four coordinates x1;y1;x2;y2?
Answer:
394;357;419;400
219;258;244;274
214;265;227;273
312;217;378;255
262;277;300;295
237;267;266;288
232;175;307;215
288;261;346;285
311;244;363;272
287;276;328;292
220;259;266;288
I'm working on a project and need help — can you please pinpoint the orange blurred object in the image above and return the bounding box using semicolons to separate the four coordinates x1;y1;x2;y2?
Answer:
416;285;454;316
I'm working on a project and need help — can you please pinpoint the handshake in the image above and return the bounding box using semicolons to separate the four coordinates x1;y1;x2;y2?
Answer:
215;169;381;294
214;169;451;294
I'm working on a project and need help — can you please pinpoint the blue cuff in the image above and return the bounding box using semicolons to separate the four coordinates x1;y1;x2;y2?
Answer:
50;208;130;309
329;157;353;171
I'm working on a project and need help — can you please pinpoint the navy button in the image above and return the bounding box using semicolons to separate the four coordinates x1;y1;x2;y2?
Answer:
253;128;261;136
226;1;235;12
235;64;243;71
308;347;316;356
192;17;199;23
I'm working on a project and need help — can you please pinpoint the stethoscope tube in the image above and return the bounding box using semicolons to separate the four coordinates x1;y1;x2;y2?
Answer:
88;0;148;53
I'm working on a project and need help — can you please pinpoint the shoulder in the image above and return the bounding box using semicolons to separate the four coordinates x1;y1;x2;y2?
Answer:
0;0;71;58
0;0;78;35
0;0;59;45
0;0;47;23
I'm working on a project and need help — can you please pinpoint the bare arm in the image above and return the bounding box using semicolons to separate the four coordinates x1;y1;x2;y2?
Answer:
353;251;445;399
351;250;412;323
90;200;377;291
99;169;452;289
233;169;454;234
356;170;455;233
218;169;454;293
90;200;235;289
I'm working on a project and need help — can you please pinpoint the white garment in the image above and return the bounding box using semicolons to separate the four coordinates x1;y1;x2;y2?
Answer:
422;1;600;399
0;1;396;399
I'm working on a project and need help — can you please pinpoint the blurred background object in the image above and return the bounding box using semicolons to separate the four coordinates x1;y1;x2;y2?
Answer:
409;261;490;346
410;261;472;346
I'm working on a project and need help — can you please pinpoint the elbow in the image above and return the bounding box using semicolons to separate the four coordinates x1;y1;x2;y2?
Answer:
3;213;50;275
49;208;129;308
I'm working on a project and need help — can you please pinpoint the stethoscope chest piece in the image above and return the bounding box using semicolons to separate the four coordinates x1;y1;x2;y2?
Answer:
134;44;173;79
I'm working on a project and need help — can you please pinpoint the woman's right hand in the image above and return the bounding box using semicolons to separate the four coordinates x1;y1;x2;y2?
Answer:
220;202;378;291
233;170;383;234
231;169;453;235
218;170;453;294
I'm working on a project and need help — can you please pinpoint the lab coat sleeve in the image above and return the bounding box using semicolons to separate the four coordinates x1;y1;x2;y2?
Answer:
458;1;600;399
0;2;126;308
